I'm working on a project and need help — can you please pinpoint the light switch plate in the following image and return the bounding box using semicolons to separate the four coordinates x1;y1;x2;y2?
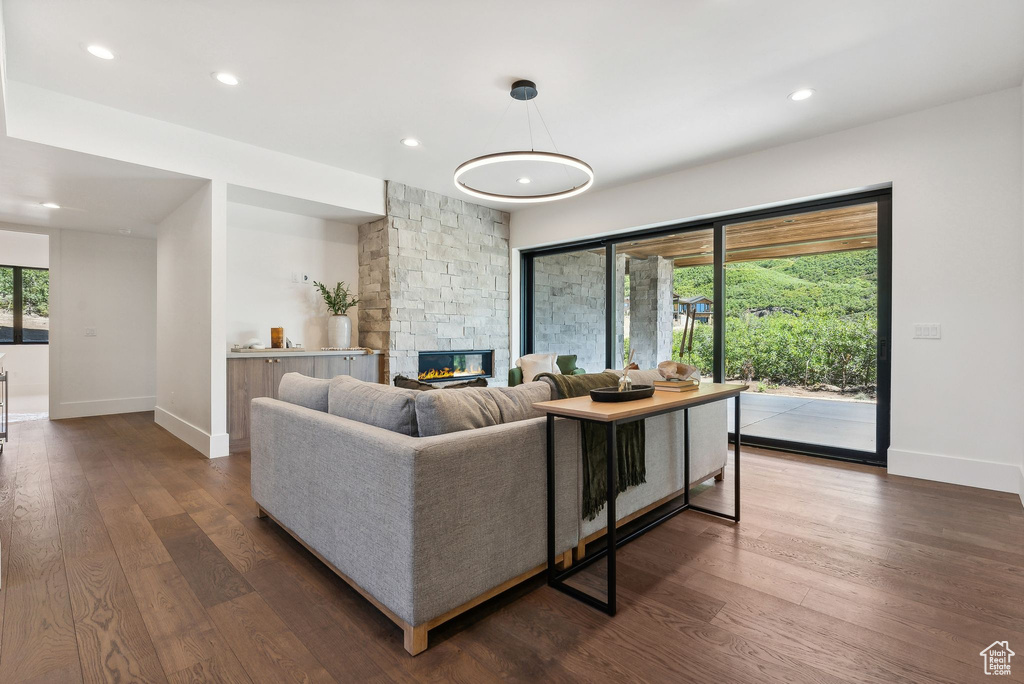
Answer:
85;327;97;337
913;324;941;339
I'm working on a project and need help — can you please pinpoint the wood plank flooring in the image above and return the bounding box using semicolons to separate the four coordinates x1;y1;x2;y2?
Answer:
0;413;1021;682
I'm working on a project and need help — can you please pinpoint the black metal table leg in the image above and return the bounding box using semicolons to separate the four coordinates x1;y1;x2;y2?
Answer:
683;408;690;507
546;389;742;615
689;393;741;522
606;421;617;616
735;393;741;522
546;413;556;584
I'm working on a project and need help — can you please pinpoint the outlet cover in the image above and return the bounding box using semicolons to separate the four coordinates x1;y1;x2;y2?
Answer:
85;327;97;337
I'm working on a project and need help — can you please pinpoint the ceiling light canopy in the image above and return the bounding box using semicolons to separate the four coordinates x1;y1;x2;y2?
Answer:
85;44;115;60
40;202;61;209
788;88;815;101
214;72;240;86
454;79;593;204
401;138;420;147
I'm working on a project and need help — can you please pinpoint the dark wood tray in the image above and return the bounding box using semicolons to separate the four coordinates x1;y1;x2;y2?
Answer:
589;385;656;402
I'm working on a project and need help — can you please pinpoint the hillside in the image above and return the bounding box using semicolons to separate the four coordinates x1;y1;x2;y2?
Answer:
672;249;877;317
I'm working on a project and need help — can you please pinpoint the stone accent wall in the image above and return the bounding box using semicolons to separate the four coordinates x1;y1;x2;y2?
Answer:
533;251;607;374
628;256;674;369
357;182;510;383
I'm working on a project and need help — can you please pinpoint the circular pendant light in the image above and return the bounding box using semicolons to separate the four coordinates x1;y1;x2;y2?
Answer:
454;80;593;203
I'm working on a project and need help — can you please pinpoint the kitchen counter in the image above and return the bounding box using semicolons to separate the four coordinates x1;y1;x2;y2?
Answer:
227;349;382;359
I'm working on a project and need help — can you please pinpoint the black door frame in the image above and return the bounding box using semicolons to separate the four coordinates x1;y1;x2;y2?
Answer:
521;188;892;466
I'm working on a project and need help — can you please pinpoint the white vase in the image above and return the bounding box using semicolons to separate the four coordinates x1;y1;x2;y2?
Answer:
327;314;351;348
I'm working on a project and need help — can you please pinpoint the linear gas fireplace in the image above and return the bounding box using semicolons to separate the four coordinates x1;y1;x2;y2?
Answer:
418;350;494;383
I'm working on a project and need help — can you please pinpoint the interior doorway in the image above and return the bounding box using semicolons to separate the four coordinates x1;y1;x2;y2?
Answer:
0;229;50;422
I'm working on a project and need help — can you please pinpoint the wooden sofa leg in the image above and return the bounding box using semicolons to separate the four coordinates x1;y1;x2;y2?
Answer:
256;505;268;519
404;624;428;656
572;540;586;562
713;468;725;482
555;549;573;570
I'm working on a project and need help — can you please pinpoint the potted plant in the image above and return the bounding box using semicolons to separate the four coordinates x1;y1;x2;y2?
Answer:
314;281;359;348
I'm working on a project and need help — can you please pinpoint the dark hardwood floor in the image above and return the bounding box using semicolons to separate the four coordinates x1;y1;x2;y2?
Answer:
1;413;1022;682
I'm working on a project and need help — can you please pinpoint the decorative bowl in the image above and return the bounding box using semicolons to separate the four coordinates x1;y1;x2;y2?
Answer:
590;385;656;402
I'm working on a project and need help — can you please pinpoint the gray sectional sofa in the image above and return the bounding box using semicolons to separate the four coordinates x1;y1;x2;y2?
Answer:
250;370;726;655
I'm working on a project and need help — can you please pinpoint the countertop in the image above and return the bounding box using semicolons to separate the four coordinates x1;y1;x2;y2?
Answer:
227;349;382;359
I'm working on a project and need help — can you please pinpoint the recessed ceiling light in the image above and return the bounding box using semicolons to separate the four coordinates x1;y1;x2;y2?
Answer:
85;44;115;60
401;138;420;147
40;202;61;209
516;177;531;184
118;228;132;235
788;88;815;102
213;72;240;86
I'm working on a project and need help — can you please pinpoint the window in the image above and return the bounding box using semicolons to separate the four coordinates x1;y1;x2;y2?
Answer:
0;266;49;344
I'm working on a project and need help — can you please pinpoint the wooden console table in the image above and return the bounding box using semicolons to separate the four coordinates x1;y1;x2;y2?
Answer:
534;383;745;615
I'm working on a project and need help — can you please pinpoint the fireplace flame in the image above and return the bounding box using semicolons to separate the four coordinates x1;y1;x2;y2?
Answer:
418;361;485;381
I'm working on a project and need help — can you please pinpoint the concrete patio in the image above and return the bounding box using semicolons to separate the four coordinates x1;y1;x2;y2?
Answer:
728;392;876;452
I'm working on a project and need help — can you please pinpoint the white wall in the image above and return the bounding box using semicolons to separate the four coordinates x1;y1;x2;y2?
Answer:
512;87;1024;496
51;230;157;418
0;228;48;413
1020;79;1024;508
155;181;229;458
226;203;359;350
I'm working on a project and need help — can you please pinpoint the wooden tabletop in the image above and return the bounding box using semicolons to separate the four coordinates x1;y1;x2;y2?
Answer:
533;383;746;422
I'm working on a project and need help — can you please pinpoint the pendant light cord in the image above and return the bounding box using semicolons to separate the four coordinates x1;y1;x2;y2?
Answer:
533;99;577;188
526;98;534;151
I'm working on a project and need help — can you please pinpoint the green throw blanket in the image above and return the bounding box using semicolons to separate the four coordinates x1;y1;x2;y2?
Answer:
536;372;646;521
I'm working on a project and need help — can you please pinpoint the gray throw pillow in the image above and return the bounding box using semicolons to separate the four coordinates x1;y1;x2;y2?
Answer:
278;373;330;412
328;375;419;436
415;381;550;437
496;381;550;422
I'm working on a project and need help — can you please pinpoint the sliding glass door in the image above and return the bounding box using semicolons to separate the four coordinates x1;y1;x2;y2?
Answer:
521;190;891;465
722;201;887;461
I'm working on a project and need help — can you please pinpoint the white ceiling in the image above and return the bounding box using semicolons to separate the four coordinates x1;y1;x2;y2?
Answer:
4;0;1024;207
0;133;205;237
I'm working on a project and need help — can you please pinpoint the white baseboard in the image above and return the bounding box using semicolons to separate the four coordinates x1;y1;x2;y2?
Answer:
55;395;156;420
154;406;229;459
888;448;1024;502
1018;466;1024;510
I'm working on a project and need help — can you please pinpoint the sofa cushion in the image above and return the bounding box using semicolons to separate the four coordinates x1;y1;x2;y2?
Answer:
415;382;550;437
393;374;488;391
516;353;560;383
328;375;419;436
279;373;330;412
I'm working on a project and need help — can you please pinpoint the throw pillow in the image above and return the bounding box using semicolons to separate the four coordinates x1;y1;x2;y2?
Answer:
516;353;561;383
327;375;419;436
496;381;550;422
393;375;488;391
278;373;330;412
415;381;550;436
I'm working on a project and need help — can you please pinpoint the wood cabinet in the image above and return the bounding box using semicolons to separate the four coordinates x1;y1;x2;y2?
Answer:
227;352;382;452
